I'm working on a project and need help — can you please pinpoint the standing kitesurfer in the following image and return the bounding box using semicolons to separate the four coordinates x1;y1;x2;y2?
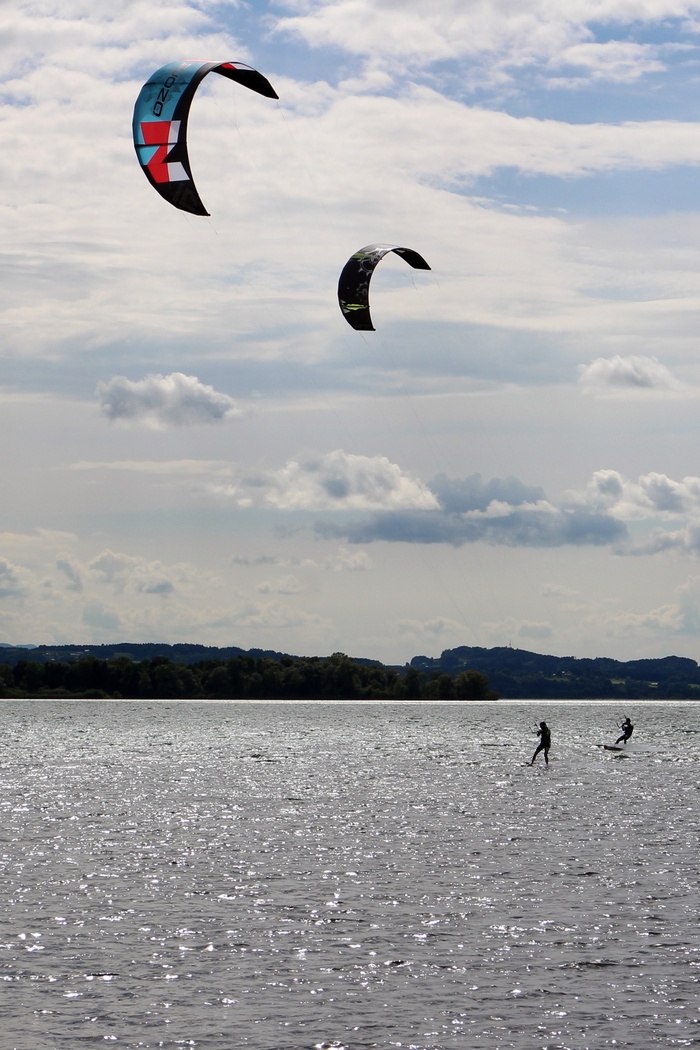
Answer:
530;721;551;766
615;717;634;746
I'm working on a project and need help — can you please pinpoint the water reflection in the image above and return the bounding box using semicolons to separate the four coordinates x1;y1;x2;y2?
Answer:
0;700;697;1048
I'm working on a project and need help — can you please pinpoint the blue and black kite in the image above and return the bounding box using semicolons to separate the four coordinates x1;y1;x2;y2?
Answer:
133;60;278;217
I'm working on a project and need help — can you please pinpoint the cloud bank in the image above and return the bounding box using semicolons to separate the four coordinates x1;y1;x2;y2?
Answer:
274;0;700;85
314;467;700;553
210;465;631;550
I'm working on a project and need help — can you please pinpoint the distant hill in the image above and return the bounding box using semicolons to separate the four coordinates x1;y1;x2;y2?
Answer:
411;646;700;699
0;641;698;698
0;641;385;669
0;642;285;665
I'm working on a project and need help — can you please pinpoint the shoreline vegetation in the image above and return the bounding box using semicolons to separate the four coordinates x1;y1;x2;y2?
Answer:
0;651;496;702
0;643;699;700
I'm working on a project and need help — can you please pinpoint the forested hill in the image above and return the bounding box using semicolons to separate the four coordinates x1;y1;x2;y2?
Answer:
411;646;700;699
0;642;285;665
0;645;495;701
0;642;698;698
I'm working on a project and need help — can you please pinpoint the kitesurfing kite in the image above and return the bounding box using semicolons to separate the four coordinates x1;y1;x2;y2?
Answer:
337;244;431;331
133;60;278;217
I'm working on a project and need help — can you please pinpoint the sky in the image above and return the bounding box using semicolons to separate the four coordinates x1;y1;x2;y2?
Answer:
5;0;700;664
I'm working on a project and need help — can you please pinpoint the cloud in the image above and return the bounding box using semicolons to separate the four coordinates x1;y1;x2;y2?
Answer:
258;574;305;595
231;547;372;571
82;601;122;632
578;354;681;394
594;577;700;636
0;558;28;599
4;0;700;393
88;549;183;596
212;450;440;512
398;616;465;639
566;469;700;555
67;460;232;476
97;373;240;429
89;550;140;584
231;554;281;567
541;582;586;611
0;530;78;554
517;620;554;640
135;578;175;596
287;87;700;190
318;502;626;548
273;0;700;85
316;471;628;548
552;40;666;84
230;601;325;631
429;472;546;513
625;523;700;555
325;546;372;572
541;582;580;600
56;556;83;592
579;469;700;520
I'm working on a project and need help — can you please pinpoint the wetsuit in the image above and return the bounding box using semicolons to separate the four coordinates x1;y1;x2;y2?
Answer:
615;719;633;745
530;723;551;766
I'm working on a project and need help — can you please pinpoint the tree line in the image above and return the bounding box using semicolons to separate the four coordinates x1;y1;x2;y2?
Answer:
0;652;498;701
413;645;700;699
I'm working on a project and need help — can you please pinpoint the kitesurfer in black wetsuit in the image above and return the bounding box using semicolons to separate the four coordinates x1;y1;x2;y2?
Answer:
530;721;551;766
615;717;633;745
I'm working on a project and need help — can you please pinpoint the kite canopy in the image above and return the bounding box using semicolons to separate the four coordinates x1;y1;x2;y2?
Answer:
337;244;431;331
133;60;278;217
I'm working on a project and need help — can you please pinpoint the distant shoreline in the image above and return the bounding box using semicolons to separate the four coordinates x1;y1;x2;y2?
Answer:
1;642;699;700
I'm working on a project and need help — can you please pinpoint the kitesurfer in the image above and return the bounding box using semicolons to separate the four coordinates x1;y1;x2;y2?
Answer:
615;717;634;746
530;721;551;766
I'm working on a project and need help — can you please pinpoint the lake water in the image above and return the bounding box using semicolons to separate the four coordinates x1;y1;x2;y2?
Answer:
0;699;698;1049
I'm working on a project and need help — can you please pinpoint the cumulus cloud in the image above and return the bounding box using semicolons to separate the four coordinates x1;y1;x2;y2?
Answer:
563;469;700;555
430;473;546;513
579;469;700;520
326;546;372;572
316;471;628;548
578;355;681;394
88;549;181;596
89;550;139;584
213;450;440;512
97;373;240;429
56;556;83;592
309;465;700;555
594;577;700;637
0;558;27;599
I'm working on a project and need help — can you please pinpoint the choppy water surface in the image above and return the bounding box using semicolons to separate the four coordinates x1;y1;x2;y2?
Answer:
0;700;698;1049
